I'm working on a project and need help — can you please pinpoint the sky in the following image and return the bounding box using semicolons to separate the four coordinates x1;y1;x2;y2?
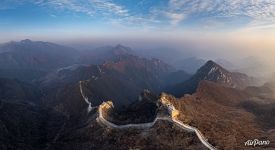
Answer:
0;0;275;78
1;0;275;38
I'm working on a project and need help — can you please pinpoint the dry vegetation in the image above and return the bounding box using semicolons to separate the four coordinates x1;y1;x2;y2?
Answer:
165;81;275;149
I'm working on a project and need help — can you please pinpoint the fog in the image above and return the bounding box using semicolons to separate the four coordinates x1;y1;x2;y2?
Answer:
1;30;274;82
47;31;274;82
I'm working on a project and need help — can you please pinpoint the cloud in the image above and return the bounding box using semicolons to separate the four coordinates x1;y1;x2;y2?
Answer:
90;0;128;17
1;0;275;31
34;0;129;17
165;0;275;28
50;14;57;18
165;12;185;25
0;0;158;29
0;0;25;10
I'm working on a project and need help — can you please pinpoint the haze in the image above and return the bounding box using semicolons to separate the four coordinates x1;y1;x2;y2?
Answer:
1;0;275;79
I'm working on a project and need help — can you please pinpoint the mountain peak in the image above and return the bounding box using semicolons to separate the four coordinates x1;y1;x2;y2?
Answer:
204;60;220;68
20;39;32;43
112;44;132;56
115;44;124;48
114;44;129;50
197;60;227;75
206;60;216;65
167;59;255;97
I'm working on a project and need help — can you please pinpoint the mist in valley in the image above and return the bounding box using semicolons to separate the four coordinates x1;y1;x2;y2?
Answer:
45;33;274;85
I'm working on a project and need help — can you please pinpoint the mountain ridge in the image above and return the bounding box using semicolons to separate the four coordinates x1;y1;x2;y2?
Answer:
167;60;256;97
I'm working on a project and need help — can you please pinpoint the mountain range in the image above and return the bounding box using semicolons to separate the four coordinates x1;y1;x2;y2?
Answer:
0;39;274;150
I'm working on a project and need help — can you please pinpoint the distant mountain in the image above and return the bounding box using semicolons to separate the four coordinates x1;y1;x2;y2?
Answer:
234;56;270;78
172;57;206;74
167;60;256;97
79;44;134;65
0;39;79;81
38;64;101;90
215;58;235;70
63;55;175;108
0;39;78;70
133;47;185;64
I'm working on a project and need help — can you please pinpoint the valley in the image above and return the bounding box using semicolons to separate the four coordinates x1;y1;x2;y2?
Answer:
0;40;274;150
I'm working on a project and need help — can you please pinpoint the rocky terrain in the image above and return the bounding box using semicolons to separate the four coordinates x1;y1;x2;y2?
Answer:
166;81;275;149
0;40;274;150
167;60;257;97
